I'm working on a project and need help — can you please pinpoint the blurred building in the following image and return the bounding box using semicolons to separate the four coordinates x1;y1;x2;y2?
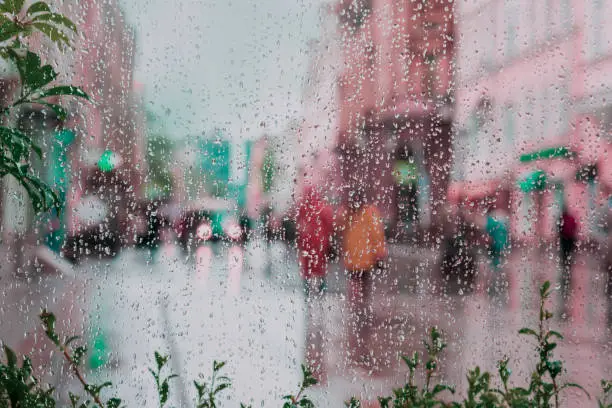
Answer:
332;0;454;241
298;6;343;204
452;0;612;245
0;0;146;255
248;124;300;222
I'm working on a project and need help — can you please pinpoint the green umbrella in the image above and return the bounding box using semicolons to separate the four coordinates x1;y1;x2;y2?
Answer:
518;170;547;193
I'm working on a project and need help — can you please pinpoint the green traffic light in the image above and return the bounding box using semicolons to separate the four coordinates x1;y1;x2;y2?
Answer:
98;150;115;172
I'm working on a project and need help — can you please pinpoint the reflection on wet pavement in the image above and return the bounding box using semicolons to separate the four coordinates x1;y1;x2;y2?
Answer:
1;240;610;406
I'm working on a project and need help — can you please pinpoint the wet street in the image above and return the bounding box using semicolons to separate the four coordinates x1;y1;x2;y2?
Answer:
2;239;611;406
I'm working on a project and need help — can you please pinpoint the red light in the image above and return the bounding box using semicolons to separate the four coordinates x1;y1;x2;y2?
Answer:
196;223;213;241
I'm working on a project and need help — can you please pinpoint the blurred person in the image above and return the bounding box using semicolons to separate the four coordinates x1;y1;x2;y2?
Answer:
295;184;334;383
262;205;276;277
339;190;387;369
558;205;578;316
393;147;419;241
484;208;510;299
603;204;612;326
440;206;476;295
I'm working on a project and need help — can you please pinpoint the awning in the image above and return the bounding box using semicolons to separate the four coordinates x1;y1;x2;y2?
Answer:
518;170;547;192
519;146;574;163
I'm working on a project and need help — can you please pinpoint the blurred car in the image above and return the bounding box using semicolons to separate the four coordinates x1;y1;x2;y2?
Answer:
159;198;248;249
133;199;171;250
63;193;121;264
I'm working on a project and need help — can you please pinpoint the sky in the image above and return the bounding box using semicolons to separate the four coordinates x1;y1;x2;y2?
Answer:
120;0;325;142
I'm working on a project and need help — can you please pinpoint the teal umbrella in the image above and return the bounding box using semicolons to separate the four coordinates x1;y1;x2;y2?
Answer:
518;170;547;193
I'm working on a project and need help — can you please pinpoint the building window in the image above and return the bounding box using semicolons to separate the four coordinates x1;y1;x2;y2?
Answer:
424;53;437;98
338;0;372;33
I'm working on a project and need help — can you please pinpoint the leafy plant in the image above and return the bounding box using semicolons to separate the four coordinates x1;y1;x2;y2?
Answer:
348;282;604;408
374;327;455;408
599;380;612;408
1;282;610;408
39;311;122;408
0;0;89;212
281;364;318;408
149;352;177;408
0;344;56;408
193;360;232;408
345;397;362;408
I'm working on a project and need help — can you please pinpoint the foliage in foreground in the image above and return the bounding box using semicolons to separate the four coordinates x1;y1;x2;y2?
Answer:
0;0;89;212
0;282;610;408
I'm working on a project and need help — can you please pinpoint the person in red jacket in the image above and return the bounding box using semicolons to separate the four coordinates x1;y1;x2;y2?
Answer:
296;184;334;383
559;205;578;316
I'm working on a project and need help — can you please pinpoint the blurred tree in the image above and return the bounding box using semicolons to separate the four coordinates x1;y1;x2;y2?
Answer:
0;0;89;213
144;109;174;201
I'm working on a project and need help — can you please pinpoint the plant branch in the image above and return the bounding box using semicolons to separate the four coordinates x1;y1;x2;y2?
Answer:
59;344;105;408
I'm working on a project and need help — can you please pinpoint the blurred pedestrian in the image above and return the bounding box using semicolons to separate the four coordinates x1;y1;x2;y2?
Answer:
296;184;334;383
440;207;476;295
603;204;612;325
340;191;387;369
558;205;578;314
484;208;510;298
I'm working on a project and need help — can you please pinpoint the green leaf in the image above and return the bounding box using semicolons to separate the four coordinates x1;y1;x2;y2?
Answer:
35;101;68;121
154;351;167;370
431;383;455;395
299;398;315;408
378;397;392;408
6;49;58;95
73;346;87;366
213;360;226;372
160;381;169;405
72;346;87;366
518;327;538;337
540;281;552;297
3;344;18;367
0;0;26;13
345;397;361;408
0;19;22;42
559;382;591;399
26;65;57;93
546;360;562;378
65;335;80;346
106;398;122;408
546;330;564;341
213;383;230;394
31;22;70;46
32;12;77;32
401;352;419;369
22;355;33;376
40;310;56;331
27;1;51;15
36;85;89;100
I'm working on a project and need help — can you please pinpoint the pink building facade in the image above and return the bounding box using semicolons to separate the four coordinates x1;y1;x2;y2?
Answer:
453;0;612;245
298;5;344;204
333;0;455;239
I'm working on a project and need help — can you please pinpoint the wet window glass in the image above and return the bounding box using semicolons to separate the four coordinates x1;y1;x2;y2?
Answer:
0;0;611;407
